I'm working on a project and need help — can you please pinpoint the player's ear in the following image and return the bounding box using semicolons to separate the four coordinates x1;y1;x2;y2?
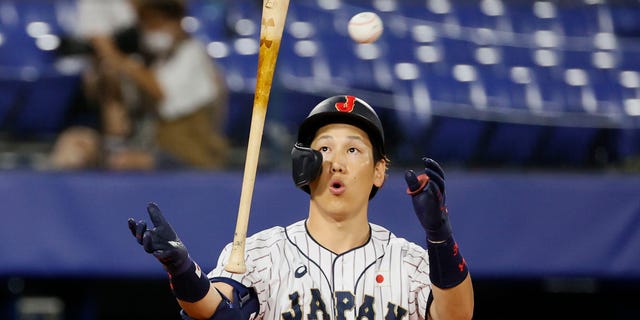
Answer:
373;159;386;188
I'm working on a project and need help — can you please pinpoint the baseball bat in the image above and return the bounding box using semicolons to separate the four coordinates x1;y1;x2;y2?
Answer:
225;0;290;274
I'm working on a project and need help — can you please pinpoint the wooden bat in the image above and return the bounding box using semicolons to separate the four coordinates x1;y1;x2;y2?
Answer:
225;0;290;274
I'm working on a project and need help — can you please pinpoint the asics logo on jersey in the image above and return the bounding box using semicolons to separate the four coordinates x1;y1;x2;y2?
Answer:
294;265;307;278
335;95;356;112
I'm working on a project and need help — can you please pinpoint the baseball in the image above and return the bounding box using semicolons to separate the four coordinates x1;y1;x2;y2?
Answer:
348;12;383;44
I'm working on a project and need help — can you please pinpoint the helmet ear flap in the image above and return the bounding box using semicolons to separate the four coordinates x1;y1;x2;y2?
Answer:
291;143;323;193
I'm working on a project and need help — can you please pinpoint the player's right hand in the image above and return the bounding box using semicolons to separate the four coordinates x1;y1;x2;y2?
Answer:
128;203;192;275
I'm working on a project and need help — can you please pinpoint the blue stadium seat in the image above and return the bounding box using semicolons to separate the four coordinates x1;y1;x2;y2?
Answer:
11;74;80;137
392;68;431;134
267;89;323;138
618;45;640;71
0;21;53;69
17;0;66;35
384;24;423;65
398;0;458;25
617;70;640;104
325;36;392;91
187;0;227;41
224;0;262;35
393;61;486;164
557;68;600;114
506;2;562;35
477;66;515;110
501;45;536;68
419;64;460;106
529;66;565;113
560;49;595;70
440;37;477;65
609;3;640;38
588;68;625;115
454;1;510;31
219;37;259;92
276;35;330;91
557;4;608;37
288;1;334;33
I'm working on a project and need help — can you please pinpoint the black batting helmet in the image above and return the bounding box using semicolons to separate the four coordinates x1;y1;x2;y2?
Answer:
291;95;387;198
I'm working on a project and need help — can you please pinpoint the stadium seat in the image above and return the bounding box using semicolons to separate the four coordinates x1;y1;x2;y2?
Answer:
507;2;562;35
11;74;80;138
220;37;259;92
0;20;53;69
288;1;335;33
186;0;227;41
557;3;609;38
557;68;605;115
326;37;393;92
397;0;444;21
501;45;537;68
588;68;625;116
224;1;261;37
276;35;330;92
529;66;565;113
454;0;511;31
440;37;477;66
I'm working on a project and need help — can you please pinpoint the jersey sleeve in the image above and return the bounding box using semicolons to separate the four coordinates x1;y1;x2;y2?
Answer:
404;241;433;319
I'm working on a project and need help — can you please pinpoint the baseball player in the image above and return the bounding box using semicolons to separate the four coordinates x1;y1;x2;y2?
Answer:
128;95;474;319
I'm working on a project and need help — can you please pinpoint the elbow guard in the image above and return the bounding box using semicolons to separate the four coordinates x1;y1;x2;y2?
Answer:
180;277;259;320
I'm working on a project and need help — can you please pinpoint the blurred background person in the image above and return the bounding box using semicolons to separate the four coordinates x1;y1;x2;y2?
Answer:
49;125;102;170
50;0;230;171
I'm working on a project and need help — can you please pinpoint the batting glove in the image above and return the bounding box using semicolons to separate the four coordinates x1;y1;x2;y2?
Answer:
405;157;468;288
128;203;210;302
405;157;452;243
128;203;192;275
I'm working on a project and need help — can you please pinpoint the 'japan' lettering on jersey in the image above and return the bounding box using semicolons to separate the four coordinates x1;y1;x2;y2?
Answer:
208;220;433;320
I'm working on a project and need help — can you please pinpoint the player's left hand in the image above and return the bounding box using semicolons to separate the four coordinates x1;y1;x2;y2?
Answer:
405;157;453;243
128;203;192;275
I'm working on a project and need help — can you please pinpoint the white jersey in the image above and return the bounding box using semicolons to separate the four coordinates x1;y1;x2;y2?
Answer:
208;220;433;320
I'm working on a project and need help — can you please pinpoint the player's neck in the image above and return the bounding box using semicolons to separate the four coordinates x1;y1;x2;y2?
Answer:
306;213;370;254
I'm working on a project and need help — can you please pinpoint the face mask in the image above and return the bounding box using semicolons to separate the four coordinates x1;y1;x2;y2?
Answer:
142;30;174;54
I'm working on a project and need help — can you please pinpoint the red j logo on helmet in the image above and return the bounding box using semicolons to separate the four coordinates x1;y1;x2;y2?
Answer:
335;95;356;112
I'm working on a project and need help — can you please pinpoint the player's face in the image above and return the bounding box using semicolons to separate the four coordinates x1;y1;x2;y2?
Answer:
308;123;386;218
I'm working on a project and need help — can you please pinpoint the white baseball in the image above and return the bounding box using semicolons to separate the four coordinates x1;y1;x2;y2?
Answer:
348;12;383;44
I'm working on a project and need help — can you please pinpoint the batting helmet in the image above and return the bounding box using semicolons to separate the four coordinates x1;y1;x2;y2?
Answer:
291;95;386;198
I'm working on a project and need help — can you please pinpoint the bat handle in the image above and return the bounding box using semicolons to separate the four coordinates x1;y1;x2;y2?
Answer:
224;236;247;274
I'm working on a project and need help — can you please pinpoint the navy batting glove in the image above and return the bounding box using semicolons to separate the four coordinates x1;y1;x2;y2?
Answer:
406;158;468;288
405;157;452;243
128;203;192;275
